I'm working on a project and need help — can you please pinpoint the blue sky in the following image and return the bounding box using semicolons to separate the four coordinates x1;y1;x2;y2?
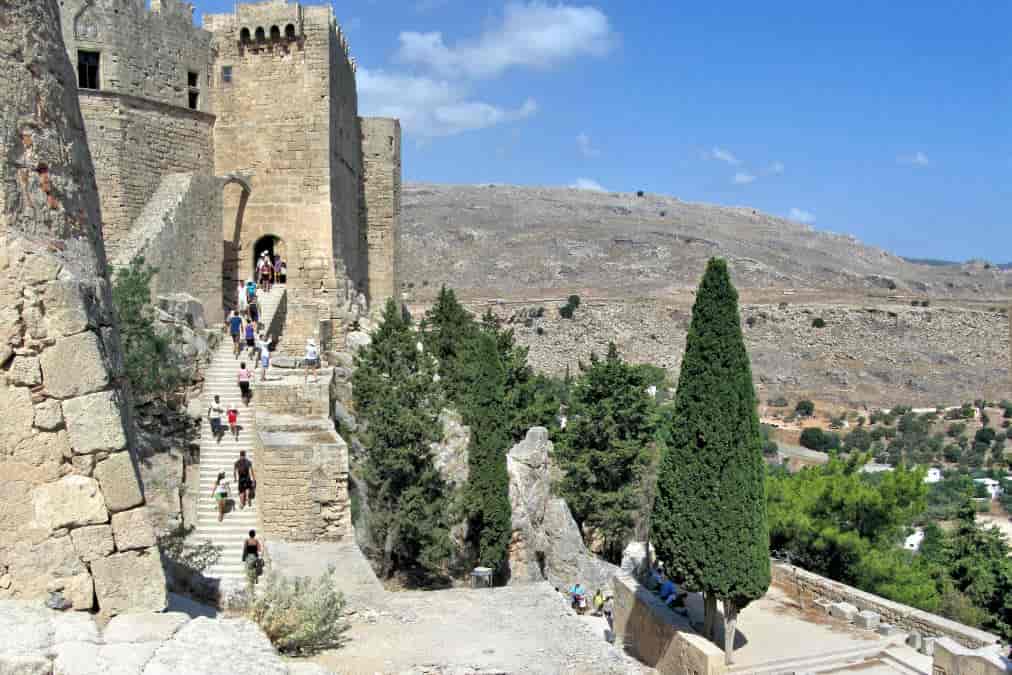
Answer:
192;1;1010;261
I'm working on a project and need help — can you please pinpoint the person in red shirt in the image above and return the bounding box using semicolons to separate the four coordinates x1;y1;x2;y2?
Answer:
227;407;239;441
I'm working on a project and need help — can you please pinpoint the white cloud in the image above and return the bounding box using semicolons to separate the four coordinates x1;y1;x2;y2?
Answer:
396;2;615;80
733;172;756;185
898;151;931;167
577;132;600;158
710;147;741;165
788;208;816;223
358;69;537;138
570;178;606;191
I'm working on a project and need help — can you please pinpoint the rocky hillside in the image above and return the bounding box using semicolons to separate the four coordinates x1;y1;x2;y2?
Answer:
400;183;1011;301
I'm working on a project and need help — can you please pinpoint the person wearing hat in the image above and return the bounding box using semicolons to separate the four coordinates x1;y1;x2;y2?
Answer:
304;338;320;383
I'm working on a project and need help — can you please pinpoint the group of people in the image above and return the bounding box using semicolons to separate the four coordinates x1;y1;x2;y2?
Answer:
567;582;613;623
207;394;241;443
210;450;257;522
256;251;286;293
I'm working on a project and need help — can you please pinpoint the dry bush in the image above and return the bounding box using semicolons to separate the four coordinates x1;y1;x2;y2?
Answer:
246;568;348;655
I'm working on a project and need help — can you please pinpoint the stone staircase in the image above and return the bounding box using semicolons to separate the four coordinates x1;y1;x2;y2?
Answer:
190;286;285;585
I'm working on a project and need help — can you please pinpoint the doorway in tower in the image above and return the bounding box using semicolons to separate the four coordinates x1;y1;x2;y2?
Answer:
252;235;285;284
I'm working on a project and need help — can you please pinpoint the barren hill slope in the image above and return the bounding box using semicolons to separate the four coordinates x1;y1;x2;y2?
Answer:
400;183;1010;302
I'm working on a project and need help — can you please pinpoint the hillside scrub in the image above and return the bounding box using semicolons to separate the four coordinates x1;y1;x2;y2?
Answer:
652;258;769;664
245;569;349;655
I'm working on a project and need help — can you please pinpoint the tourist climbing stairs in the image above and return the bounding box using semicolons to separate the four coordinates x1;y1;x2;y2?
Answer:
190;286;284;586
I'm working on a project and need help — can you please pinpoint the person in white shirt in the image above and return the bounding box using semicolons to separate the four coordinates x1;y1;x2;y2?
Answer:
304;338;320;384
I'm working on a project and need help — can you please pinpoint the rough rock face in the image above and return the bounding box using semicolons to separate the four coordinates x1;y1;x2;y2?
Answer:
0;0;165;613
506;428;618;590
0;600;324;675
430;409;470;488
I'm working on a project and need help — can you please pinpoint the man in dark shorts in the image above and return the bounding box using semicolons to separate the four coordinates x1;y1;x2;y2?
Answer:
226;310;243;358
234;450;256;510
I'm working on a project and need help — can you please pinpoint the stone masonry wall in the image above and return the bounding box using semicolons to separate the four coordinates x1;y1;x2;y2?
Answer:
361;117;401;305
0;0;166;614
111;174;224;322
253;413;350;542
77;92;215;256
612;572;726;675
60;0;212;110
771;562;999;648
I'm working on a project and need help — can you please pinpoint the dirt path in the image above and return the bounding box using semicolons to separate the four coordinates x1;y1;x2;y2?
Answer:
311;583;651;674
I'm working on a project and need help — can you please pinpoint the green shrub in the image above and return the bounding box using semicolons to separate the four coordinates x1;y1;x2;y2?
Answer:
112;257;183;398
947;422;967;438
245;569;348;655
558;295;581;319
800;427;841;452
975;428;997;445
795;400;815;417
811;317;826;328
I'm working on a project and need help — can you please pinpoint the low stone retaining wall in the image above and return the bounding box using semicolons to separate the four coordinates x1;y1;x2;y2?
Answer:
612;572;726;675
253;369;331;418
771;562;1000;649
933;638;1010;675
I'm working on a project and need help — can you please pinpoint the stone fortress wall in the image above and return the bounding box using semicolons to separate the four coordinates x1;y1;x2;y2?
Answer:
361;117;402;304
1;0;166;614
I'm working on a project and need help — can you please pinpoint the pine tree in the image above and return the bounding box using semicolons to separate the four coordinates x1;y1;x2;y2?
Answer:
652;258;770;664
421;286;476;400
353;299;451;579
555;343;658;562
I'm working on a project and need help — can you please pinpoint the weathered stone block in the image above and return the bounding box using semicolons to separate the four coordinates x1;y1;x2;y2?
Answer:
920;636;937;656
91;550;167;615
0;383;35;450
829;601;859;622
345;331;371;353
111;507;157;552
60;572;95;611
8;356;42;386
814;597;834;615
877;622;901;637
40;332;109;398
64;390;127;454
33;398;64;430
93;452;144;513
103;612;189;643
69;524;115;562
0;654;52;675
43;280;94;337
32;475;109;530
855;610;880;630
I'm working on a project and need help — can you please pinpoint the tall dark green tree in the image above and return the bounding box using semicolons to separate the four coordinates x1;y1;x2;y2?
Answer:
652;258;770;664
421;286;476;400
555;343;658;562
455;329;513;574
353;299;451;579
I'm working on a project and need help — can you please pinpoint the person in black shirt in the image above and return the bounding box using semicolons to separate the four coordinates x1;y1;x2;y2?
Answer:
234;450;255;510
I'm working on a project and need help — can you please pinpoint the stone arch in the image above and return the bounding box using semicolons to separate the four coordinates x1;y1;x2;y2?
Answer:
269;25;281;41
254;26;266;43
239;27;251;44
252;235;286;278
220;173;253;311
73;0;100;41
284;23;296;40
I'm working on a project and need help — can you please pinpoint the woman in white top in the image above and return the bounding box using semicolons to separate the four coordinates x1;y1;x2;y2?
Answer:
304;338;320;384
212;471;230;522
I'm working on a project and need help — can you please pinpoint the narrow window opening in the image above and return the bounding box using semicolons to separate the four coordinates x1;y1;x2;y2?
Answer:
284;24;296;40
270;25;281;41
188;91;199;110
187;70;198;88
240;27;251;44
77;50;100;90
221;65;233;84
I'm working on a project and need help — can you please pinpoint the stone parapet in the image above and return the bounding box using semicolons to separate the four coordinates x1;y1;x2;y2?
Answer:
253;368;331;418
771;562;1000;649
932;638;1010;675
612;572;726;675
253;413;350;542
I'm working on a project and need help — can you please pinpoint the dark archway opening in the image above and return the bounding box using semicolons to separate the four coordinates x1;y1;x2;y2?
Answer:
252;235;282;277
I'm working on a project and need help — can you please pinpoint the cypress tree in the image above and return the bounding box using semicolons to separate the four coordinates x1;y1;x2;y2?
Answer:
422;286;476;400
652;258;770;664
353;299;451;579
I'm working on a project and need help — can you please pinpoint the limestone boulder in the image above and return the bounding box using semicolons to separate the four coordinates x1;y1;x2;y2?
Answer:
142;617;288;675
2;536;89;604
0;383;35;451
91;550;167;614
430;409;470;488
345;331;371;354
103;612;189;643
32;475;108;531
69;525;115;562
42;280;98;337
93;452;144;513
156;294;206;330
620;541;655;578
40;332;110;399
506;427;618;590
63;390;128;455
110;507;157;552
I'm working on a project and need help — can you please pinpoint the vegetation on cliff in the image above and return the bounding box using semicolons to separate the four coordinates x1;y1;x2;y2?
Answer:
651;258;770;663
